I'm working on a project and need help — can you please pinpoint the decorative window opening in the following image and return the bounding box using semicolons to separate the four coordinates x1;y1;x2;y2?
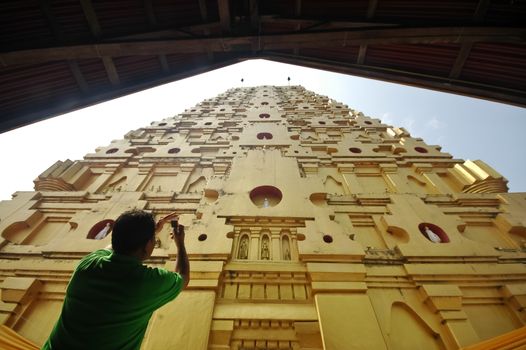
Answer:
106;148;118;154
323;234;333;243
125;149;139;155
168;148;181;154
259;113;270;119
418;223;449;243
198;233;207;241
364;121;373;125
257;132;273;140
87;220;114;240
250;186;282;208
415;147;428;153
158;123;167;126
349;147;362;153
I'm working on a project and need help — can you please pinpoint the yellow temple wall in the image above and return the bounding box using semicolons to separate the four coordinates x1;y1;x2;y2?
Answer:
1;86;525;349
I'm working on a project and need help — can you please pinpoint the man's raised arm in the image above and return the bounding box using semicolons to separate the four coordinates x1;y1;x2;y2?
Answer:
171;221;190;288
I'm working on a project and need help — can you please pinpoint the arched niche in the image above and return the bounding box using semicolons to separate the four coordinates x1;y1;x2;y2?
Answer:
124;148;139;155
87;219;114;240
187;176;207;193
237;234;250;259
324;175;344;195
508;226;526;248
386;226;410;243
418;223;450;243
257;132;273;140
249;186;282;208
407;175;428;194
2;221;30;244
309;193;328;207
260;234;271;260
104;176;127;193
390;302;445;350
204;189;219;203
282;235;291;260
407;175;426;186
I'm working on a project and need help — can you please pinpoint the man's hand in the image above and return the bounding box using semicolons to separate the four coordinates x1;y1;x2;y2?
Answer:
170;220;189;288
170;220;185;244
155;212;178;233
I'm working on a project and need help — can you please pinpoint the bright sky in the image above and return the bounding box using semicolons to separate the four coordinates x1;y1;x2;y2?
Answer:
0;59;524;201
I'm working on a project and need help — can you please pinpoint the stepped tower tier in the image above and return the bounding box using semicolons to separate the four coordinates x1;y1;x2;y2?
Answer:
1;86;526;350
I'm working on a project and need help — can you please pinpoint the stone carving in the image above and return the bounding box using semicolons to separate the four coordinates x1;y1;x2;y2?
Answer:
238;236;249;259
261;237;270;260
424;225;441;243
94;223;111;240
282;236;291;260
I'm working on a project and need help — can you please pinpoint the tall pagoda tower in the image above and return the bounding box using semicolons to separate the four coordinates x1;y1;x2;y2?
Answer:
1;86;526;350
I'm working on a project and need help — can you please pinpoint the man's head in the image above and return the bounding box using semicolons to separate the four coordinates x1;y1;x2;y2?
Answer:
111;209;156;259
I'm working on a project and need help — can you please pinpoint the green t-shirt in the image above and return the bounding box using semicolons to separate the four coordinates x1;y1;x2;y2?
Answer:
42;249;183;350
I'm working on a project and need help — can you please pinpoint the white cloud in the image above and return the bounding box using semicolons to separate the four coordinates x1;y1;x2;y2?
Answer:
381;112;394;125
426;117;446;129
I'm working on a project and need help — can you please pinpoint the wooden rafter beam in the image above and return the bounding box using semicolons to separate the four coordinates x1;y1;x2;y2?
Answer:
40;0;64;42
249;0;259;31
362;0;379;61
107;18;395;42
102;57;120;85
293;0;302;55
0;57;243;133
41;1;90;93
198;0;214;62
144;0;158;26
80;0;120;85
80;0;102;39
449;42;473;79
1;27;523;66
367;0;378;19
295;0;301;17
473;0;490;22
198;0;208;22
68;60;89;93
143;0;169;73
218;0;231;33
357;45;367;64
263;51;526;107
262;17;395;31
448;0;490;80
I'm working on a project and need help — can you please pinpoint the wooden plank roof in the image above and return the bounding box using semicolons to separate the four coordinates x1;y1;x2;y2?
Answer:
0;0;524;133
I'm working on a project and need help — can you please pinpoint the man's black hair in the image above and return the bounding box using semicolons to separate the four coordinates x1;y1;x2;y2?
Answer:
111;209;156;254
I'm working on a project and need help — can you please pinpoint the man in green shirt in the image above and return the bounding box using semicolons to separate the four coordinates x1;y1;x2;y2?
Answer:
42;209;190;350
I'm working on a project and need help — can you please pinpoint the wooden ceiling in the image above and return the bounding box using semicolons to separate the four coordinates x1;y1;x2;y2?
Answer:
1;0;525;133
